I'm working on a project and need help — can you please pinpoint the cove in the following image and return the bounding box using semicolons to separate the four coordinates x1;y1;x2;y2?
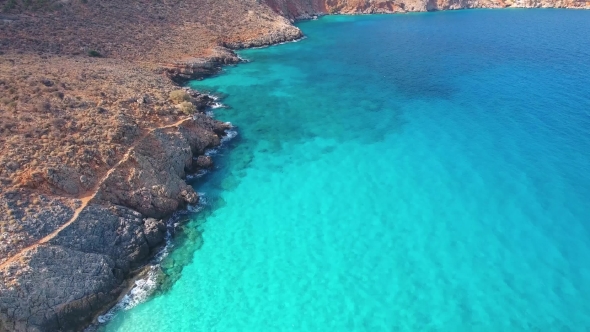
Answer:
104;9;590;331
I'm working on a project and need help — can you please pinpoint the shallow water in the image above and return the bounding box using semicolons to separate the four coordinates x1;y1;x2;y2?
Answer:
105;9;590;331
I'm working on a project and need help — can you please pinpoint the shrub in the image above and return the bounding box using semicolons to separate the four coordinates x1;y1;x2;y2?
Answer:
87;50;102;57
178;101;196;115
169;90;190;104
2;0;16;11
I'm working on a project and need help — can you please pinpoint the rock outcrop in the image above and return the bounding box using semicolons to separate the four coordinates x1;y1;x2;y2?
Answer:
94;115;230;219
0;204;164;332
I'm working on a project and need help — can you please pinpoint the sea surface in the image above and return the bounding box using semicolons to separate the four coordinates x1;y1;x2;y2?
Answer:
104;9;590;331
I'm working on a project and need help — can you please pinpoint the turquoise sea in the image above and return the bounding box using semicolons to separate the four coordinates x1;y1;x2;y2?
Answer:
104;9;590;331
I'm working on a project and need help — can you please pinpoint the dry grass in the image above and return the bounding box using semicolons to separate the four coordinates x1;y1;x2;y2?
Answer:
0;54;193;260
0;55;186;196
0;0;296;62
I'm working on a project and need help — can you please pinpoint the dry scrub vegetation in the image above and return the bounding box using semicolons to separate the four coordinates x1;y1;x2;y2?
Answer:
0;55;195;260
0;0;296;62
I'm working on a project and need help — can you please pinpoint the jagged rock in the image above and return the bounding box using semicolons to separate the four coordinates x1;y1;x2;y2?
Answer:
195;155;213;169
1;114;229;331
0;204;171;331
165;48;243;84
0;245;123;332
94;120;218;217
144;218;166;247
45;166;82;195
264;0;589;19
222;23;303;49
109;113;140;145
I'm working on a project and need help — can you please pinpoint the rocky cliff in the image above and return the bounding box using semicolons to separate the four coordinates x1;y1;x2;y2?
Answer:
265;0;588;19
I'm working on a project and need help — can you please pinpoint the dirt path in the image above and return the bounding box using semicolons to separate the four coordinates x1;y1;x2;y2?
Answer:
0;117;191;270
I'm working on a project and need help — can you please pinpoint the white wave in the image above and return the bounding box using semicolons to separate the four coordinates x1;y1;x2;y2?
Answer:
207;126;237;156
291;36;307;42
249;36;307;50
97;220;176;325
197;193;208;206
97;266;160;323
221;129;238;144
196;169;209;177
186;169;208;180
206;94;220;101
204;148;218;157
187;203;204;213
221;123;237;142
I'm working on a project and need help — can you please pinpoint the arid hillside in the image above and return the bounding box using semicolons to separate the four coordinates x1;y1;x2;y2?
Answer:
0;0;300;248
0;0;301;267
0;0;300;61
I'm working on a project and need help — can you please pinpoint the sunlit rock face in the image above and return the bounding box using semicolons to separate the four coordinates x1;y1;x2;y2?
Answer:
265;0;589;19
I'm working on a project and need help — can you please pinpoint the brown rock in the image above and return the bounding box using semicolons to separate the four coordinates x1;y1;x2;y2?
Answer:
195;155;214;169
144;218;166;247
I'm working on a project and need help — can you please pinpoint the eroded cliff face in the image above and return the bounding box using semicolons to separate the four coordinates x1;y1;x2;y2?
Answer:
265;0;589;18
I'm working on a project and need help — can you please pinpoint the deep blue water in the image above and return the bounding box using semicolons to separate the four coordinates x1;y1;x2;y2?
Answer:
105;9;590;331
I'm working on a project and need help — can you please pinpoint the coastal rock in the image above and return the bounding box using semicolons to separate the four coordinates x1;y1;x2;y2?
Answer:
0;204;170;332
94;116;226;218
164;21;304;84
186;90;217;112
165;48;242;84
222;21;304;49
0;114;228;331
180;114;231;155
48;204;156;269
0;245;123;332
144;218;166;247
0;192;76;266
5;161;19;172
195;155;214;169
109;113;140;145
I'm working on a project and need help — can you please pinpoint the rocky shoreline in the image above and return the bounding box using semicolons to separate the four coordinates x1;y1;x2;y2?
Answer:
0;92;231;331
0;23;303;332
